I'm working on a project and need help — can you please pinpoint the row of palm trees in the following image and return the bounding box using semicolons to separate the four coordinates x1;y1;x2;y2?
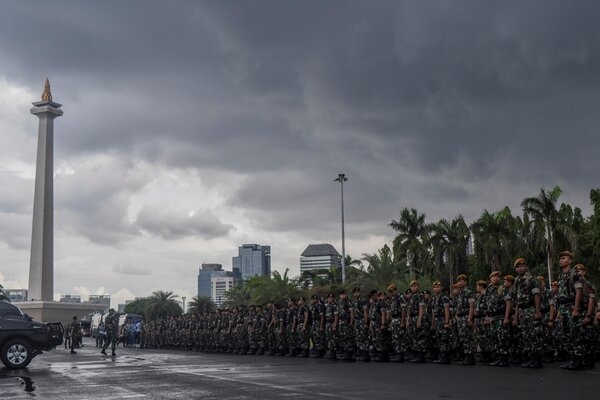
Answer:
390;186;589;284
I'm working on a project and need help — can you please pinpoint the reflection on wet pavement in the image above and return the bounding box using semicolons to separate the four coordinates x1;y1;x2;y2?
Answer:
0;374;36;396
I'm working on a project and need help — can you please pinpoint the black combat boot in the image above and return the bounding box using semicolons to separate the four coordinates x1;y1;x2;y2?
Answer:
285;348;297;357
433;352;450;364
496;354;509;367
409;351;425;363
452;349;464;362
100;349;107;355
479;351;492;363
521;358;533;368
459;354;475;365
70;349;77;354
562;355;583;370
527;354;543;368
583;354;596;369
301;349;310;358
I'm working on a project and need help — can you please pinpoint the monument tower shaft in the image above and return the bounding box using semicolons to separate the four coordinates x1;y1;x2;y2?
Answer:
28;79;63;301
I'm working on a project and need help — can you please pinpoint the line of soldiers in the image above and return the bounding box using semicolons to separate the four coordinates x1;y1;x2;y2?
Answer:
139;251;599;370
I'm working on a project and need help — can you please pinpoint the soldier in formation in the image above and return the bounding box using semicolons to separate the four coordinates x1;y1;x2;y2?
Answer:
139;252;598;370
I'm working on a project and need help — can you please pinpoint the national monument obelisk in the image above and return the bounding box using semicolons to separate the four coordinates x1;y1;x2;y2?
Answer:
28;79;62;301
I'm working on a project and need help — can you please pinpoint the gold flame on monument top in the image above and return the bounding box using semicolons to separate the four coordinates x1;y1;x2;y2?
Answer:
41;78;52;102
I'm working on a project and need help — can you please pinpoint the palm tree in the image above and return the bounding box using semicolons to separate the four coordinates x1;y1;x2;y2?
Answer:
390;207;430;279
223;286;251;307
522;186;576;283
471;208;512;274
188;296;216;314
145;290;182;320
357;244;400;291
245;269;303;305
430;216;470;285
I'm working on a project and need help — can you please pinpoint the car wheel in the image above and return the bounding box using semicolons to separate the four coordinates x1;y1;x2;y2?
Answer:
1;339;33;369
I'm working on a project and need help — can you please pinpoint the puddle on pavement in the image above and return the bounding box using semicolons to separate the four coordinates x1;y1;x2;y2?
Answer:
0;375;36;396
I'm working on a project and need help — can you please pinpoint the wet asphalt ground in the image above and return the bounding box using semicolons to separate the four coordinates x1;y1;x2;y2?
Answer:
0;338;598;399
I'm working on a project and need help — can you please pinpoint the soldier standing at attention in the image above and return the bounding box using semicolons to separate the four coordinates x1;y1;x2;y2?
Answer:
431;281;451;364
275;303;287;356
513;258;543;368
474;280;490;363
557;251;585;370
406;280;427;363
335;290;353;360
324;293;338;359
488;275;514;367
101;308;118;356
285;299;298;356
309;295;326;358
387;284;407;362
351;287;369;362
296;297;311;357
454;274;476;365
574;264;597;369
485;271;502;365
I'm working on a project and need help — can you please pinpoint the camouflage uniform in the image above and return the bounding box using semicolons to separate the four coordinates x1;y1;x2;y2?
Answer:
487;284;513;364
557;267;584;366
368;296;388;361
406;291;428;357
514;271;544;366
324;297;337;358
285;304;298;356
352;294;369;359
296;302;311;356
101;312;118;356
431;291;451;362
474;288;492;361
310;299;326;357
336;296;353;360
454;286;476;363
388;291;407;362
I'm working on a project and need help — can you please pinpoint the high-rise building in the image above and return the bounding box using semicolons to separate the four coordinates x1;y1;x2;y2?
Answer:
300;244;342;273
232;244;271;282
211;275;235;308
197;263;225;298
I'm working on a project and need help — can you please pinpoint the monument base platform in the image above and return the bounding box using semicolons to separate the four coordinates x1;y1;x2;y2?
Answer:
16;301;104;326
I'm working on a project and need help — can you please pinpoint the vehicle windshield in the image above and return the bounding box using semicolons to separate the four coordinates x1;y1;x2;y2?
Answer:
0;300;25;318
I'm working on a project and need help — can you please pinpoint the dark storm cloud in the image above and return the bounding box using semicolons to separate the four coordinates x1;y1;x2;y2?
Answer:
2;0;600;241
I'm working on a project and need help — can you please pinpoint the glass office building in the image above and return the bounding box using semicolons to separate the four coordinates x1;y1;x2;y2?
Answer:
232;244;271;282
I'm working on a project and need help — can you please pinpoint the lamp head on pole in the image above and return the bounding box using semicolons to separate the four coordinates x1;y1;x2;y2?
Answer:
334;173;348;182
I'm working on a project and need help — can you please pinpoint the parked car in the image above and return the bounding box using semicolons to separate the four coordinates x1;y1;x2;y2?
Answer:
0;301;63;369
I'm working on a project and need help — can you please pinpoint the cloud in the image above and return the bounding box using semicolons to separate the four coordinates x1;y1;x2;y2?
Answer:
112;263;151;276
136;205;234;240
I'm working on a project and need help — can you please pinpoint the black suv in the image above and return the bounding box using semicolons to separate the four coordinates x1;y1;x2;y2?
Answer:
0;301;63;369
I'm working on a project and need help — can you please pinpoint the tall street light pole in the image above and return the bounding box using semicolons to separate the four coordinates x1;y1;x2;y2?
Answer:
334;173;348;284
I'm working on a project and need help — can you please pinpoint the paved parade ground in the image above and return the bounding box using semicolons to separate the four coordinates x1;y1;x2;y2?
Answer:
0;339;598;399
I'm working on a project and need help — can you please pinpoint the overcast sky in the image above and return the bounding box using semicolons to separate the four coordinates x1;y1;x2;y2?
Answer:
1;1;599;307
